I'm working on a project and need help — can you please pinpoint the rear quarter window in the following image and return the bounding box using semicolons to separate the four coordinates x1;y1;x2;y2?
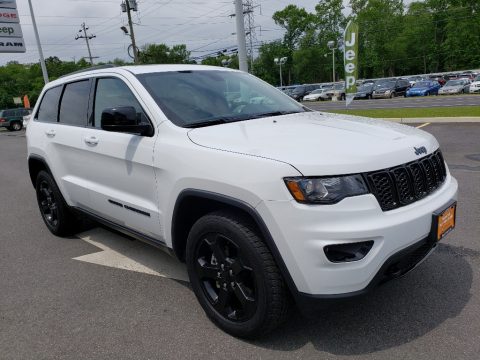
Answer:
36;86;63;123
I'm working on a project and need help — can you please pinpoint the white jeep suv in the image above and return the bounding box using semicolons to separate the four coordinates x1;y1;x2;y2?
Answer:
27;65;458;338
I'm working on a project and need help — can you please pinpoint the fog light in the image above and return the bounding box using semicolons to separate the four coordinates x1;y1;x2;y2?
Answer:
324;241;374;263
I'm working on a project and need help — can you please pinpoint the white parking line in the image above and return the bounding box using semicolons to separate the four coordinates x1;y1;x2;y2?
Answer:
73;228;189;281
416;122;431;129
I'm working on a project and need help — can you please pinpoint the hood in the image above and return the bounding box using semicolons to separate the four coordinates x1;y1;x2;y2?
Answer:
409;87;428;92
374;85;394;91
442;85;463;90
187;112;438;176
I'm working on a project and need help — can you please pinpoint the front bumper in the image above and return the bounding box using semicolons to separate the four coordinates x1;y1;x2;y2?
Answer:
372;93;391;99
407;91;427;97
256;174;458;297
439;90;462;95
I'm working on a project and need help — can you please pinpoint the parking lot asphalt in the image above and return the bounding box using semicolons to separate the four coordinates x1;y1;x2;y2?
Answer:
1;123;479;360
307;94;480;111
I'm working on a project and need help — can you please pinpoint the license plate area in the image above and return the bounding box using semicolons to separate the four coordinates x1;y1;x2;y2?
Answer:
431;201;457;241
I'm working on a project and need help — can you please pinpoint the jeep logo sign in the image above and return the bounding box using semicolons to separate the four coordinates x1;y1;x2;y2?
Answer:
414;146;427;156
0;0;25;53
343;20;359;107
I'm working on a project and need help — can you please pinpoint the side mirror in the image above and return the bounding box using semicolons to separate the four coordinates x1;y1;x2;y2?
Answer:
101;106;153;136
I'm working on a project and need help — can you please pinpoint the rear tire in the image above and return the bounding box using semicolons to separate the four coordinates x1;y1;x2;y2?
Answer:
186;210;290;338
35;171;80;236
10;122;22;131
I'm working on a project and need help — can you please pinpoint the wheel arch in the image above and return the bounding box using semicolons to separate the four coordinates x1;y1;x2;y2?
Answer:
171;189;299;296
28;155;52;189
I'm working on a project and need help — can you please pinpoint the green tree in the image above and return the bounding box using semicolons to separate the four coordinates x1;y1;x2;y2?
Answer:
139;43;191;64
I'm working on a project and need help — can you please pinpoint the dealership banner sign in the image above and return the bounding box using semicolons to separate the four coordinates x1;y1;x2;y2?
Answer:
0;0;25;53
344;20;359;107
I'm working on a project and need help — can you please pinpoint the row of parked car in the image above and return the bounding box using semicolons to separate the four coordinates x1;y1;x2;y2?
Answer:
279;72;480;102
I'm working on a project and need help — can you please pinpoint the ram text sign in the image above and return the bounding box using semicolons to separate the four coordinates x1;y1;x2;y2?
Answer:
344;20;359;107
0;0;25;53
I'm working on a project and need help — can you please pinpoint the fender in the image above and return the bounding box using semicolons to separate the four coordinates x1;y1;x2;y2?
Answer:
172;189;300;297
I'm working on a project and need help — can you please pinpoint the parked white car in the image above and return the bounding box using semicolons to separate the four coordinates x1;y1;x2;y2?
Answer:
468;75;480;93
302;88;331;101
438;79;471;95
26;65;458;338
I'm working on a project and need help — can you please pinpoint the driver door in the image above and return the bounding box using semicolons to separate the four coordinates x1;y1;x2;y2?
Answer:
80;76;162;240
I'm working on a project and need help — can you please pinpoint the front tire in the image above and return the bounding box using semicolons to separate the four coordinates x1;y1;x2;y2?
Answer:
35;171;79;236
186;211;289;338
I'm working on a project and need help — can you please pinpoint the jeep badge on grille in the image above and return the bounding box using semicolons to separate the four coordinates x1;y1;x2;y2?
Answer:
414;146;427;156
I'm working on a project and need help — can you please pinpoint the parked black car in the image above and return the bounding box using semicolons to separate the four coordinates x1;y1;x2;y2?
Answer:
354;83;375;99
372;79;411;99
289;84;318;101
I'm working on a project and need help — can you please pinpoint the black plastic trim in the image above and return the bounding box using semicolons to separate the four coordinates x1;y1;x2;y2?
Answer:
172;189;300;297
73;207;172;256
295;234;439;313
27;154;53;188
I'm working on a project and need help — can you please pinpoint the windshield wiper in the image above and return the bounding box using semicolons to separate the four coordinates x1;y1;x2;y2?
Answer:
245;110;303;120
184;111;303;128
183;119;228;128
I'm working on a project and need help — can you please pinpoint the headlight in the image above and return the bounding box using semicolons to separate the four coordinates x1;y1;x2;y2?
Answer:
284;175;369;204
385;90;391;94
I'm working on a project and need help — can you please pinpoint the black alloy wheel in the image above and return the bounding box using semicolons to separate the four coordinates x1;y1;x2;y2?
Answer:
186;211;289;338
38;179;59;229
194;232;257;322
35;171;79;236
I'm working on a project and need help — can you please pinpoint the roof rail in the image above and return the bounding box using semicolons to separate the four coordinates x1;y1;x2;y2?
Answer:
59;64;117;78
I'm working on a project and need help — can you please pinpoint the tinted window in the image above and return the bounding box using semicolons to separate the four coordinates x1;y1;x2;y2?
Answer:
36;86;63;123
137;71;304;127
3;110;15;117
59;80;90;127
94;78;146;128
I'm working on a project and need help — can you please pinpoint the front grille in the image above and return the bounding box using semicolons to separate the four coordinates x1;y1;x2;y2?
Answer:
366;150;447;211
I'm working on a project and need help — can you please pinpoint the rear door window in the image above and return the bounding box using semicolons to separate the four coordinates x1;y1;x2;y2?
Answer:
59;80;91;127
36;86;63;123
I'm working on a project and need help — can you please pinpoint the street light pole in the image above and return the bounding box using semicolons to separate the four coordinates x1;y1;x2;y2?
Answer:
274;57;287;87
332;47;335;82
327;40;336;82
27;0;48;84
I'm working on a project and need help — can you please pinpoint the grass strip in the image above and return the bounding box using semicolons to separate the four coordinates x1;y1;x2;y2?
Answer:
326;106;480;118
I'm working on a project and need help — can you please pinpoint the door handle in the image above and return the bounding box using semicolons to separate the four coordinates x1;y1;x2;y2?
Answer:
84;136;99;145
45;129;56;137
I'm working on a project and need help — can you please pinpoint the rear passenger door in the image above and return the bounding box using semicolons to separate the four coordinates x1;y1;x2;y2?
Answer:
80;76;161;240
48;79;93;207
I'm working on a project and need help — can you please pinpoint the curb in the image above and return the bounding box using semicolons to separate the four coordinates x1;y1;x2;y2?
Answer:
383;117;480;124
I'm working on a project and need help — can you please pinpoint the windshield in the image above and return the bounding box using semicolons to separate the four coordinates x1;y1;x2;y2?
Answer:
413;81;432;88
137;70;305;127
292;86;305;94
445;80;464;86
333;83;343;90
310;89;323;94
358;84;373;91
376;81;395;88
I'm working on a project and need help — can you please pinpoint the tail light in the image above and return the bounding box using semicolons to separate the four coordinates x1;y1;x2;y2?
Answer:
0;118;6;122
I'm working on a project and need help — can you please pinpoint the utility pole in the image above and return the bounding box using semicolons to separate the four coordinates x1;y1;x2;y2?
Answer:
243;0;257;74
122;0;139;64
234;0;248;72
27;0;49;84
75;23;96;65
